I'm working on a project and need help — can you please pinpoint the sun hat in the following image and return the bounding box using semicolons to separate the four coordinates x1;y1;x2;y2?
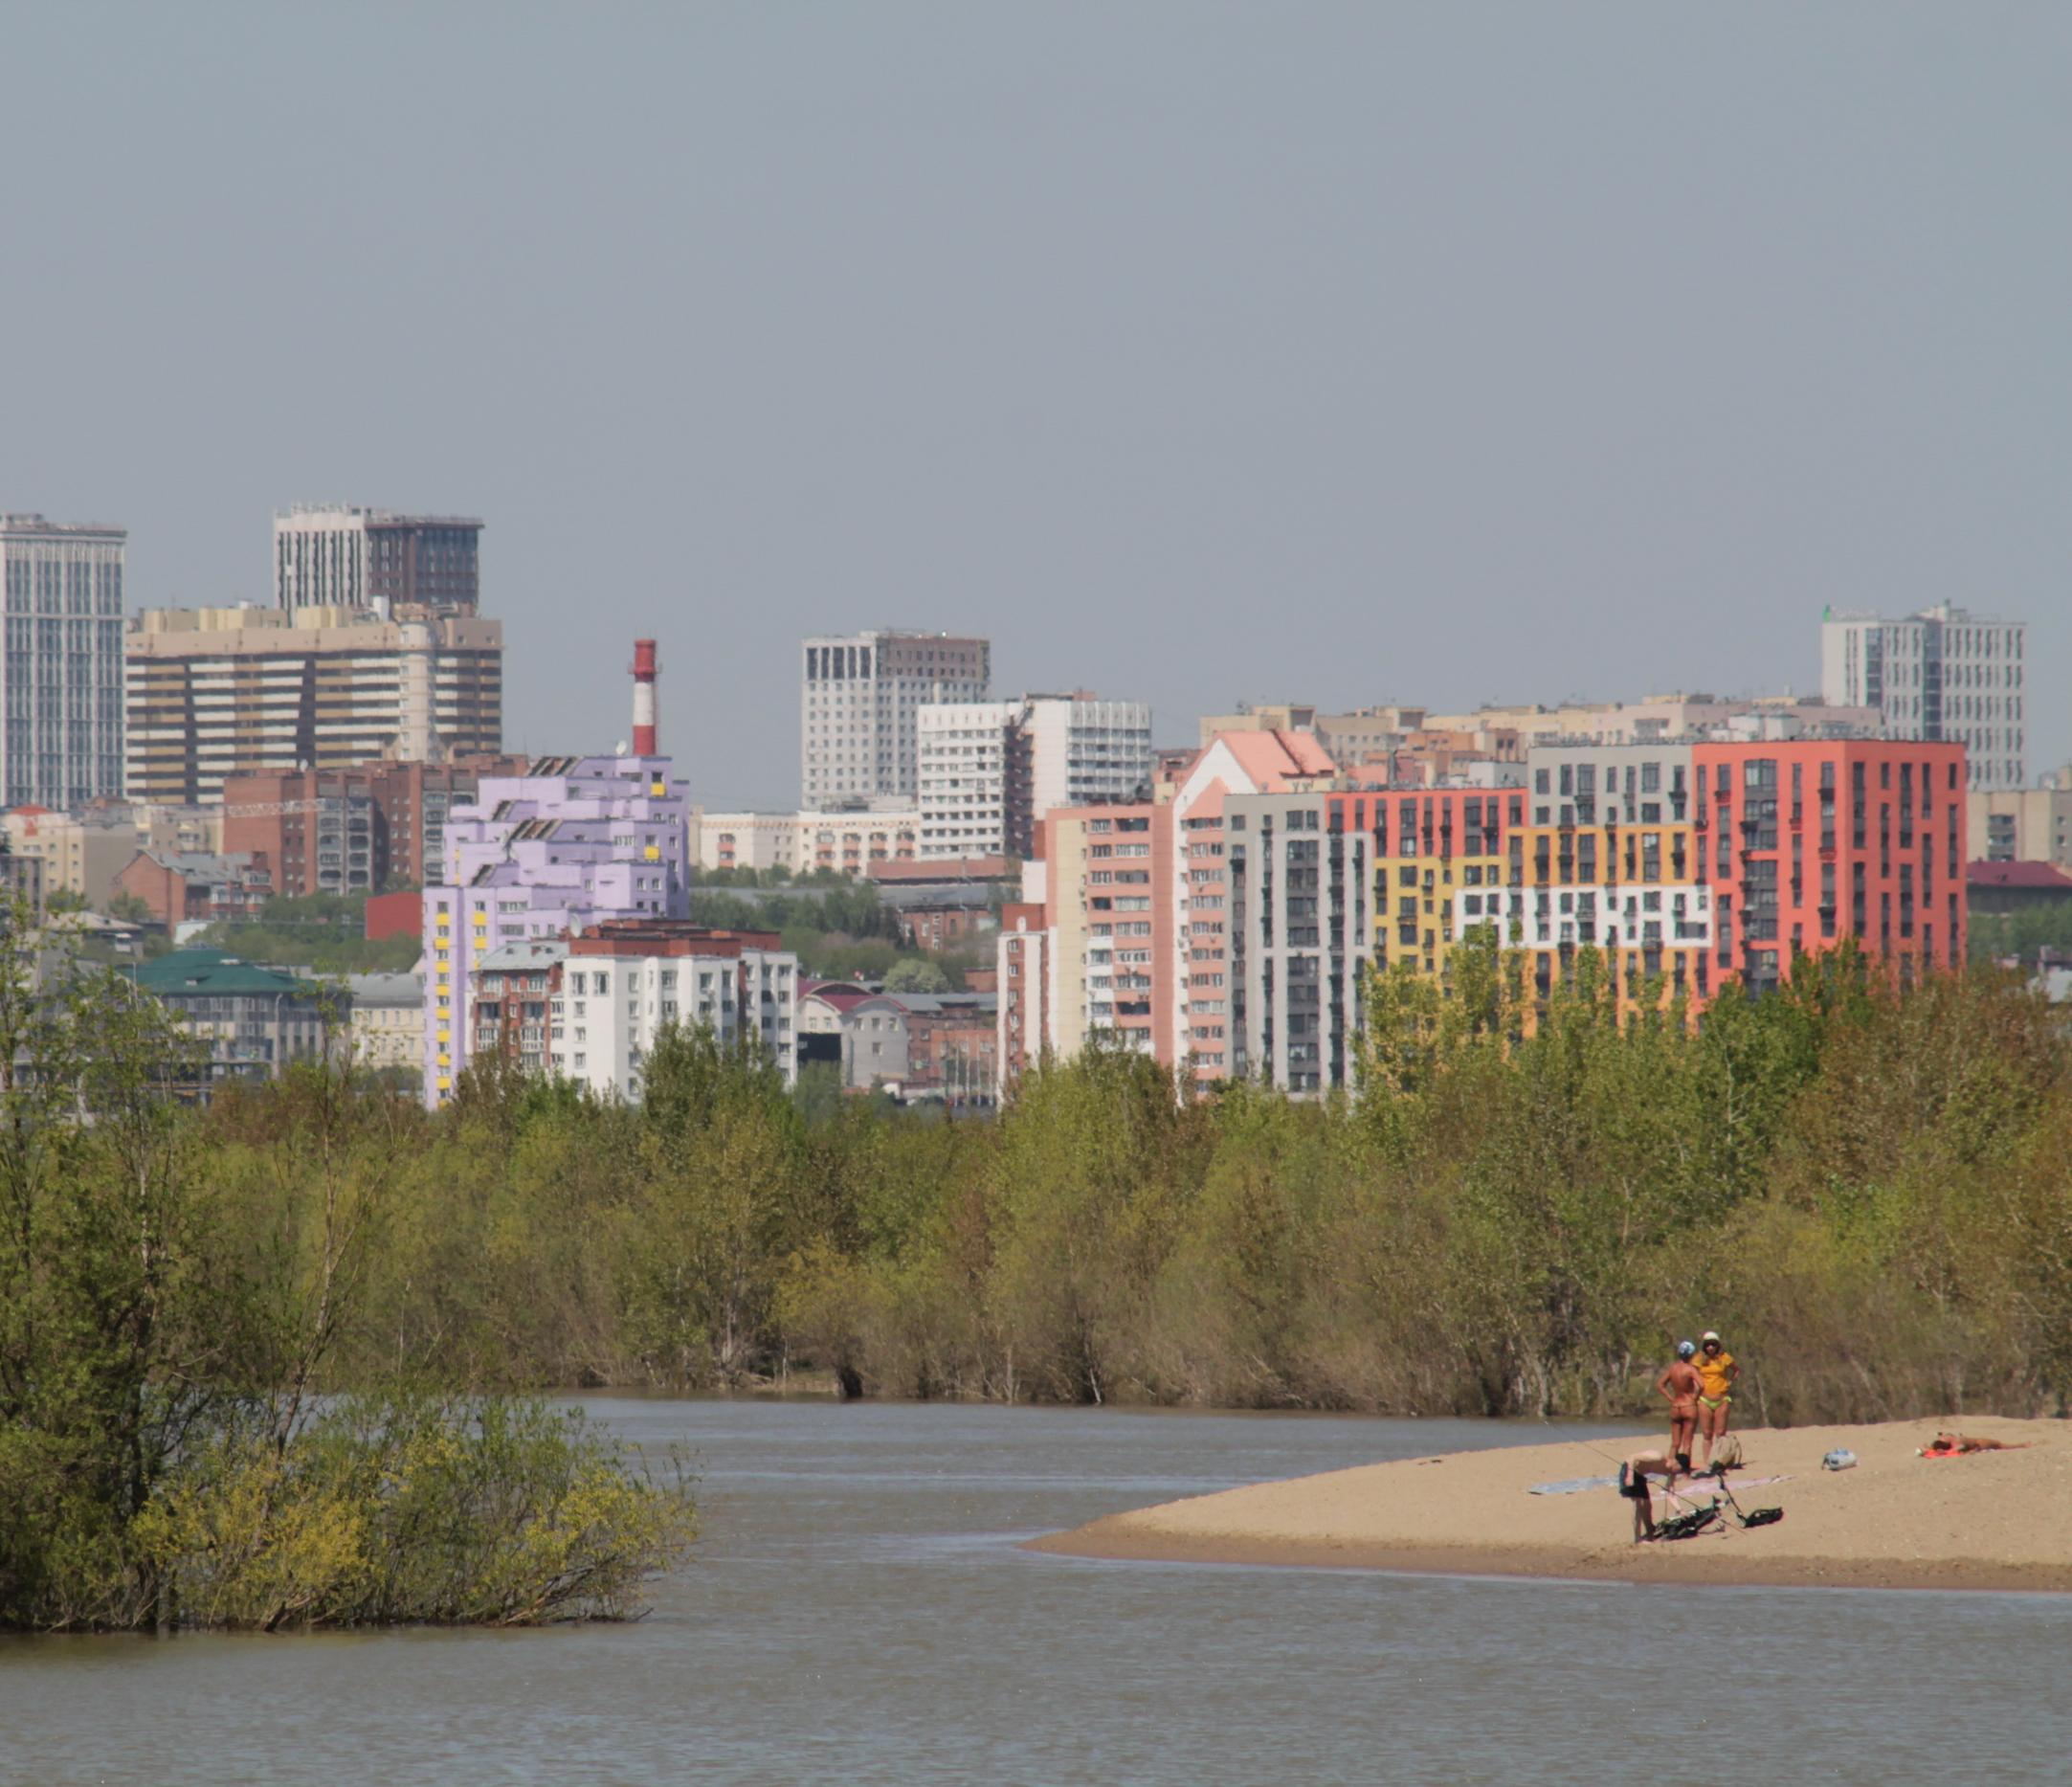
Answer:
1702;1330;1721;1343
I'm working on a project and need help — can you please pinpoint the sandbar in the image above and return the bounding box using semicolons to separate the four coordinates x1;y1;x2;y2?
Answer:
1028;1417;2071;1593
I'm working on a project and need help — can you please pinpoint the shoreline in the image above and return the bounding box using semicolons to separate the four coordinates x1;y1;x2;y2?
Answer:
1028;1416;2072;1595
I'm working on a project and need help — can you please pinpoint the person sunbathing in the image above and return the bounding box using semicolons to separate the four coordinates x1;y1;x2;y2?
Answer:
1921;1432;2026;1457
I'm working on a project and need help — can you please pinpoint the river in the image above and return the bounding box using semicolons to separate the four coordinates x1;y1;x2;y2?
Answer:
3;1398;2066;1783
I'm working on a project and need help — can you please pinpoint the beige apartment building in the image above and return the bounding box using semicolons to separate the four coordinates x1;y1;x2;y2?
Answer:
1969;768;2072;867
0;807;139;907
125;604;502;804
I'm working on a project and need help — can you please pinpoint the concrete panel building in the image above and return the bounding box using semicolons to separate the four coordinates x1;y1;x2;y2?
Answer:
1822;604;2026;791
801;630;989;807
126;605;503;803
1969;768;2072;868
556;921;798;1098
0;514;127;809
918;694;1151;860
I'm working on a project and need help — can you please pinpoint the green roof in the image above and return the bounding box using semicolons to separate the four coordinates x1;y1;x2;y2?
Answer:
128;949;321;998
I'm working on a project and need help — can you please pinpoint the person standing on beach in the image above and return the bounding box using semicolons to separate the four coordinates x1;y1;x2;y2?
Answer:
1695;1331;1738;1471
1617;1448;1681;1542
1657;1341;1702;1474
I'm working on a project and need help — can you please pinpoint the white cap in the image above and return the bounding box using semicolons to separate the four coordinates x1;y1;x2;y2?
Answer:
1702;1330;1721;1343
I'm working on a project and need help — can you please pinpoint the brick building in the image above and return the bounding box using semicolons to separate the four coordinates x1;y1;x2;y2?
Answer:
221;757;528;898
113;850;273;927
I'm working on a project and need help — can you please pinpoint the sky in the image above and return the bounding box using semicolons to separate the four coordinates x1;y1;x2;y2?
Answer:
3;3;2066;807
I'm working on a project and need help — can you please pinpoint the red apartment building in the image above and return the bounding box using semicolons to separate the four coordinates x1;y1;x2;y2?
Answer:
1691;738;1966;994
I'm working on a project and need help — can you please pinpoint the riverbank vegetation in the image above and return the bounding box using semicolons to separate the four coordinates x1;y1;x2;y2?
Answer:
0;930;691;1634
9;931;2068;1630
166;938;2071;1427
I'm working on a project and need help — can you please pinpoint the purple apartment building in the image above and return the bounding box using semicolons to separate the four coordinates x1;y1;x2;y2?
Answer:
422;749;691;1106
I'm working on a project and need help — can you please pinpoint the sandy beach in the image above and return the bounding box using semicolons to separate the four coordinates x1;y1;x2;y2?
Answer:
1029;1416;2072;1592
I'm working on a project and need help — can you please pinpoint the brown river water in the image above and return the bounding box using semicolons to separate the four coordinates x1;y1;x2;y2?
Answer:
3;1397;2067;1783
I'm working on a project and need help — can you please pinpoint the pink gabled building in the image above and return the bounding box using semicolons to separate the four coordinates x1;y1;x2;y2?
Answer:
1164;728;1338;1083
994;728;1337;1098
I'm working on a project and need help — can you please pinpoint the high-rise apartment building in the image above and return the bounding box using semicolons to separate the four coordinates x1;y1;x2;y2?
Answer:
994;727;1335;1097
274;505;482;615
1821;604;2026;790
918;694;1151;859
125;605;503;803
422;752;690;1105
0;513;128;808
1212;735;1971;1100
801;630;989;807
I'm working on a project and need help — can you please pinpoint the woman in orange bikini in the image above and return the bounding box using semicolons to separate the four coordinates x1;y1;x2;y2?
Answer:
1695;1330;1738;1472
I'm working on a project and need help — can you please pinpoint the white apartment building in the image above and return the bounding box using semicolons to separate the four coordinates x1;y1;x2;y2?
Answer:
1822;603;2027;791
800;630;990;807
918;694;1152;859
551;924;799;1098
1;513;128;808
345;972;426;1072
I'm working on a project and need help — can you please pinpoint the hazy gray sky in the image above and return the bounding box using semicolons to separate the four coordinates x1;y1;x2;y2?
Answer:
5;3;2066;805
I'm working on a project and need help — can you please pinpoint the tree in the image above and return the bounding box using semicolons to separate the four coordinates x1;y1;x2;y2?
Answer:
882;957;950;994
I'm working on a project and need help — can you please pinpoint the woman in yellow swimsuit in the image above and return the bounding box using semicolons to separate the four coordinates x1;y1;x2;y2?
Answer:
1695;1330;1738;1471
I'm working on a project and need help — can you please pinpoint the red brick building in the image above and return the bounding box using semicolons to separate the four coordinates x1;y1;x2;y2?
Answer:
114;850;273;927
221;757;527;898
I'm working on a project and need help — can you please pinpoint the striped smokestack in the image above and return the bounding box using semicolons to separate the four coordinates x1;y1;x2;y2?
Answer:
631;637;658;756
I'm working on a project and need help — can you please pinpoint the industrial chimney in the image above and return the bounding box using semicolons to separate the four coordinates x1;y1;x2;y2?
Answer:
631;637;658;756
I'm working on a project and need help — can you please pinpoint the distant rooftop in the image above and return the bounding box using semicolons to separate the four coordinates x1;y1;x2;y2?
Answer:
277;503;482;529
1;513;125;539
130;949;322;998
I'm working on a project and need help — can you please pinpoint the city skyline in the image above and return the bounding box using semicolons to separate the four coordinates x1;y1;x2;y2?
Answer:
3;5;2064;809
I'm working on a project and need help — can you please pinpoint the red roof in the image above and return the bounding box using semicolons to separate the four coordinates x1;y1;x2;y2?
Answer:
1967;860;2072;891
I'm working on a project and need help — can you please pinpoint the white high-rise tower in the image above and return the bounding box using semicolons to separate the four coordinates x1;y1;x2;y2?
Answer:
1821;603;2027;791
800;629;990;807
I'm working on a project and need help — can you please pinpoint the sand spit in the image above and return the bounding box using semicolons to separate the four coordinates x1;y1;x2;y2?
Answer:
1029;1417;2072;1593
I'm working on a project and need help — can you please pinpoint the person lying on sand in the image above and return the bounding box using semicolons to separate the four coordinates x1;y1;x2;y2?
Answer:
1657;1342;1702;1474
1617;1448;1682;1542
1920;1432;2029;1457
